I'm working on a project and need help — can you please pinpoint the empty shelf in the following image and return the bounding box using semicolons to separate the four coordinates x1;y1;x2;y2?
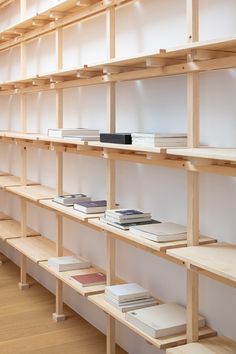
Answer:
167;243;236;286
166;336;236;354
0;175;37;188
88;293;216;350
7;236;71;263
6;184;57;202
0;212;11;220
0;219;39;241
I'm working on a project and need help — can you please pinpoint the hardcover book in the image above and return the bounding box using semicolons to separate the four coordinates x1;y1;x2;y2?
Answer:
53;194;91;206
48;128;99;138
48;255;91;272
100;217;160;230
105;209;151;220
100;133;132;144
104;295;157;312
105;283;151;302
129;222;187;242
125;303;205;338
70;272;106;287
74;200;107;214
63;135;100;141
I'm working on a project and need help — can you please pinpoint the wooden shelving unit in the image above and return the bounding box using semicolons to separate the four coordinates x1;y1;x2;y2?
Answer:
166;336;236;354
0;0;235;353
88;294;216;350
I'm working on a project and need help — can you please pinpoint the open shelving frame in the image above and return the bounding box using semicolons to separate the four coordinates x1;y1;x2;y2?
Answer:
0;0;236;353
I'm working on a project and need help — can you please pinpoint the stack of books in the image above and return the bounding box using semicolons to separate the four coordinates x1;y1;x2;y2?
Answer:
53;194;91;206
101;208;160;230
131;133;187;147
129;222;187;242
48;255;91;272
48;128;100;141
74;200;107;214
125;303;205;338
104;283;157;312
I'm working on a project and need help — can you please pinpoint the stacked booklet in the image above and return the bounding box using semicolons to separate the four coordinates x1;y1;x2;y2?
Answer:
104;283;157;312
48;255;91;272
101;208;160;230
125;303;205;338
53;194;91;206
74;200;107;214
48;128;100;141
129;222;187;242
131;133;187;147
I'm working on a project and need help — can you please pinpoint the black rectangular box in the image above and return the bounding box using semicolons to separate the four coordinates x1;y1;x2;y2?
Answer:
100;133;132;144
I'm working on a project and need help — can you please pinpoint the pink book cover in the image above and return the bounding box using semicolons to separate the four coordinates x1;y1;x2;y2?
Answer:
71;272;106;287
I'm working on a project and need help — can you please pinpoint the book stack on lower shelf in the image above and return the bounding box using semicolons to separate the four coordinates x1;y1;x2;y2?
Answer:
104;283;158;313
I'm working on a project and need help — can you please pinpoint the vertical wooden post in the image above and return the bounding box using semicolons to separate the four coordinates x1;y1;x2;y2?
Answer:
186;0;199;343
106;6;116;354
52;27;66;322
18;40;29;290
20;0;26;20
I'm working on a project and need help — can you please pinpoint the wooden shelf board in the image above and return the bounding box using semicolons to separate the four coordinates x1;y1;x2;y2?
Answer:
88;141;166;154
167;147;236;162
7;235;71;263
88;293;216;350
0;212;11;220
89;219;216;253
0;175;37;188
39;261;108;296
39;199;104;222
0;171;11;176
166;336;236;354
167;243;236;285
6;184;57;202
0;219;39;241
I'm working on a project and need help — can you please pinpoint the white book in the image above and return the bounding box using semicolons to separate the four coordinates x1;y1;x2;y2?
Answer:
131;133;187;139
125;303;205;338
48;128;99;138
105;209;151;220
129;222;187;242
53;194;91;206
104;295;157;312
104;215;152;224
63;135;100;141
105;283;151;303
132;141;187;147
48;255;91;272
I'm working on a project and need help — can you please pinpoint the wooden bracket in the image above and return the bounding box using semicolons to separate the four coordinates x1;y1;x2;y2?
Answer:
32;19;50;27
49;11;66;20
32;78;50;86
77;70;101;78
146;57;184;67
76;0;98;6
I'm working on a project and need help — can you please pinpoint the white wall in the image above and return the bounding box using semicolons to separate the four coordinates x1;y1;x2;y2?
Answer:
0;1;236;353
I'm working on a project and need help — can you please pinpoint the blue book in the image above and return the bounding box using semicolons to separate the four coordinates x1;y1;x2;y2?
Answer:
74;200;107;214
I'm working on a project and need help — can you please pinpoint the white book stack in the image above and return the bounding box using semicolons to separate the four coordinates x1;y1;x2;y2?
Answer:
125;303;205;338
48;255;91;272
131;133;187;147
129;222;187;242
53;194;91;206
48;128;100;141
104;283;158;313
101;209;155;230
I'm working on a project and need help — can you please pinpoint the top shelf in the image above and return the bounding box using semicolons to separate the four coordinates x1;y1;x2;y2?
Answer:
167;148;236;162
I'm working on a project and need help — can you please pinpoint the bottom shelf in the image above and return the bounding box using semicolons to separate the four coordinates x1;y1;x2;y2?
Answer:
88;294;216;350
0;219;39;241
0;212;11;220
166;336;236;353
7;236;72;263
40;261;109;296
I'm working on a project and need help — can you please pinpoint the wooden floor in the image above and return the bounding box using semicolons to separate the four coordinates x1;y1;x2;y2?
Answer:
0;257;126;354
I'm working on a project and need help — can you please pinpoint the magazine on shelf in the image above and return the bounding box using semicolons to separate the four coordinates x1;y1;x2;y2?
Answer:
131;133;187;139
53;194;91;206
48;255;91;272
105;209;151;221
105;283;151;302
100;217;160;231
125;303;205;338
129;222;187;242
70;272;106;287
63;135;100;141
104;295;157;312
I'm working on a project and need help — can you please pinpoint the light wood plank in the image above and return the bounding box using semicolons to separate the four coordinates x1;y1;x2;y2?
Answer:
166;336;236;354
7;235;72;263
0;175;37;188
0;219;39;241
6;184;57;202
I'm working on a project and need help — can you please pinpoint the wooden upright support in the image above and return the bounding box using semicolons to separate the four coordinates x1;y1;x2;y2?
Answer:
106;5;116;354
186;0;200;343
52;27;66;322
